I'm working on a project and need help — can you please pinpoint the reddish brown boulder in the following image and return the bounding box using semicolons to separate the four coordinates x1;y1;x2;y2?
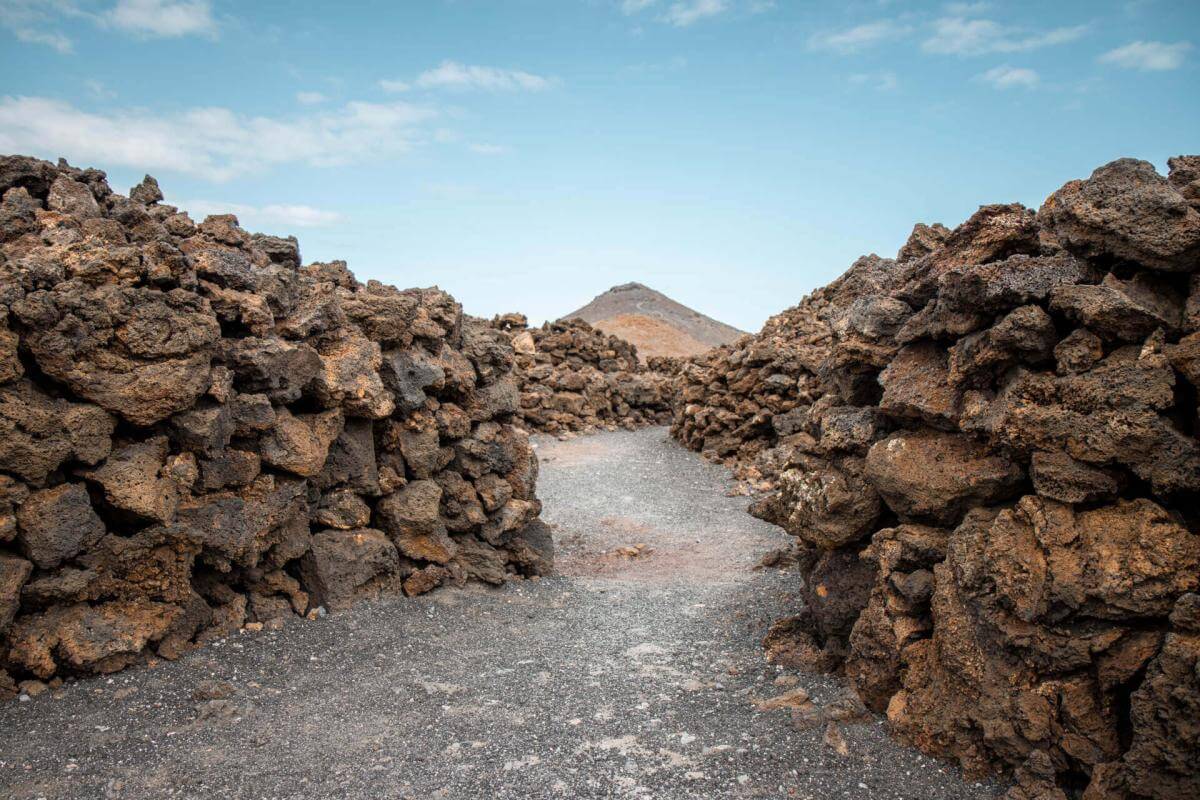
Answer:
864;431;1022;525
774;461;881;549
14;285;221;426
0;380;114;485
879;342;960;428
0;554;31;633
16;483;106;569
1040;158;1200;272
298;529;401;612
1030;450;1120;504
6;599;183;678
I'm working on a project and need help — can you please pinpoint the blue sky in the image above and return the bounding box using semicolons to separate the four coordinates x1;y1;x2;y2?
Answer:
0;1;1196;332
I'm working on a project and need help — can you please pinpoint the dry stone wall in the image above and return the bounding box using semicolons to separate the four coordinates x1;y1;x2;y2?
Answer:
0;155;551;698
492;314;674;434
672;156;1200;800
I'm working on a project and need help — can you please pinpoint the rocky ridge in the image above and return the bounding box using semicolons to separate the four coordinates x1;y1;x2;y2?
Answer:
671;157;1200;800
561;281;745;360
0;155;551;697
492;313;675;435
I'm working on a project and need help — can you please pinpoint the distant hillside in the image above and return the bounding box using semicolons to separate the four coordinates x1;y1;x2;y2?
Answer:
561;282;745;360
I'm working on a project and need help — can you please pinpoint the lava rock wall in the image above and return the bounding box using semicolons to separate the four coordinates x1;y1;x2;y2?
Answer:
0;156;551;697
493;314;674;434
672;157;1200;800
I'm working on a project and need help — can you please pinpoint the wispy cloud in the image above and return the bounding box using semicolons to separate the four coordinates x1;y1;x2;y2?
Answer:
809;20;911;54
662;0;727;27
922;13;1087;56
1099;40;1191;71
295;91;328;105
180;199;344;228
977;64;1039;89
622;0;768;27
0;0;84;53
849;71;900;91
620;0;657;13
378;78;411;93
0;95;438;182
0;0;215;53
106;0;216;38
381;61;556;93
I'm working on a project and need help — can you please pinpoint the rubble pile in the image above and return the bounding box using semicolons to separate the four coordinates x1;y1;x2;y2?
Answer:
0;155;551;696
492;314;674;434
673;157;1200;799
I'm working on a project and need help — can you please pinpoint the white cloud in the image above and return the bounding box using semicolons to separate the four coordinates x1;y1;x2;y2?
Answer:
106;0;215;38
809;20;911;54
0;95;438;182
295;91;327;105
378;78;411;93
923;14;1086;55
849;71;899;91
620;0;657;13
0;0;82;52
662;0;727;27
13;25;73;52
978;64;1039;89
1;0;215;52
411;61;555;92
468;143;509;155
180;199;343;228
1099;40;1191;71
944;2;991;14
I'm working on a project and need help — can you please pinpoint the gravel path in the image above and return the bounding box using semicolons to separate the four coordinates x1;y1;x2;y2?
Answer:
0;427;1004;799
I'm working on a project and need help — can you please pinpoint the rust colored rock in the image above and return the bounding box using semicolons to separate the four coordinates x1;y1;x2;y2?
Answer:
1053;328;1104;375
1030;450;1120;504
14;285;221;426
299;529;401;612
0;380;115;485
493;317;675;435
670;154;1200;793
774;461;881;549
260;408;344;477
897;222;950;262
376;481;456;564
403;565;450;597
16;483;106;570
878;342;960;429
865;431;1022;525
1112;628;1200;800
1050;273;1183;342
947;305;1057;388
0;155;552;691
1040;157;1200;272
6;599;183;678
81;436;182;523
0;554;32;634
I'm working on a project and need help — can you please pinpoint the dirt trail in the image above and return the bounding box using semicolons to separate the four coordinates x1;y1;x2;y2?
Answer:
0;428;1003;799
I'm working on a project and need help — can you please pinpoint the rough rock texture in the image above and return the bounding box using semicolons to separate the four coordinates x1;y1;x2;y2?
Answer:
0;155;550;692
491;314;675;434
671;156;1200;798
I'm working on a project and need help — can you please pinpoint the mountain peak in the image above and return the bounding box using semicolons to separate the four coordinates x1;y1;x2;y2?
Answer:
561;283;744;360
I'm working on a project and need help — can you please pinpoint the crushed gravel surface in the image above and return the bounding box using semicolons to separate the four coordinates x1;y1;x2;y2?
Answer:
0;427;1005;799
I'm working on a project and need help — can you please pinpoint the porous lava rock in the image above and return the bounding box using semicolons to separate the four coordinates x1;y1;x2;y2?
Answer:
672;155;1200;798
0;154;550;694
492;314;675;434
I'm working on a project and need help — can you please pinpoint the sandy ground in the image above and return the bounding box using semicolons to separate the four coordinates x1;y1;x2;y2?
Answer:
0;427;1004;799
